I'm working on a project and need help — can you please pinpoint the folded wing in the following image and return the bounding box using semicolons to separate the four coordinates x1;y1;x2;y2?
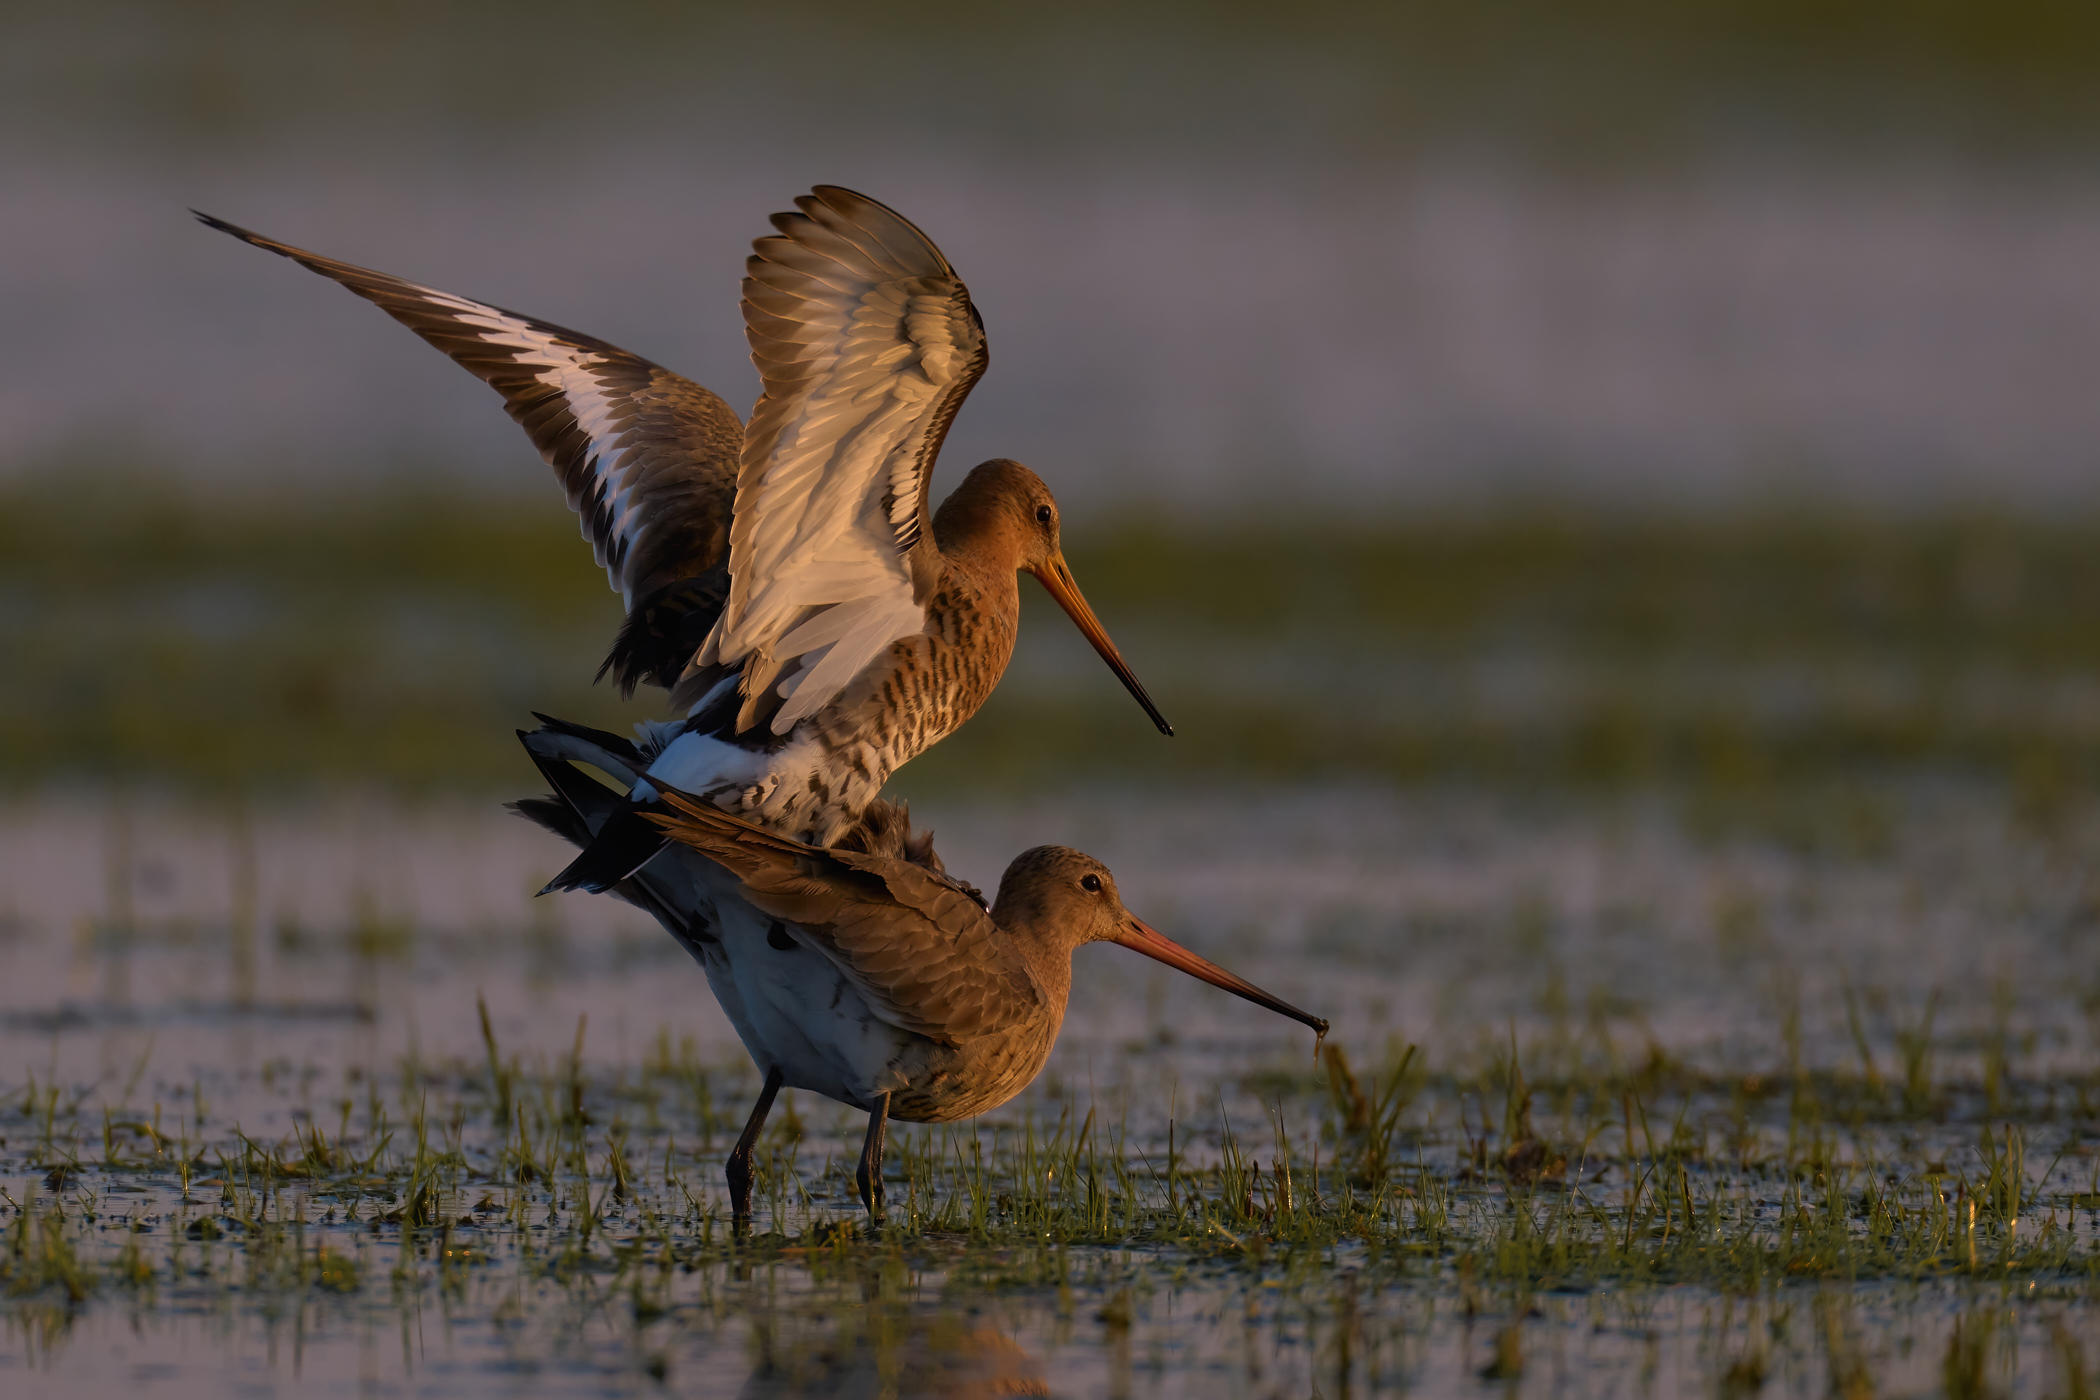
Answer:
689;187;989;734
195;212;741;616
650;794;1042;1043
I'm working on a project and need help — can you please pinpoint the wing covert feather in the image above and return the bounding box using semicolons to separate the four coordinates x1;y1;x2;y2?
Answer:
695;187;989;735
648;796;1042;1043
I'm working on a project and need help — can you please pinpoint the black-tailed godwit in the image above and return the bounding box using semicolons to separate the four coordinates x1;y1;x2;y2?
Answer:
197;188;1168;890
637;790;1327;1220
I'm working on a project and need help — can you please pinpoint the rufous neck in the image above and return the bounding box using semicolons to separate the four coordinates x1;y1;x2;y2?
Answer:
1003;923;1076;1018
933;459;1043;575
935;506;1030;578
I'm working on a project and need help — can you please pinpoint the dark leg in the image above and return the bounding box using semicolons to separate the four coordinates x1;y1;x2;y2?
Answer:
725;1067;784;1222
856;1092;891;1220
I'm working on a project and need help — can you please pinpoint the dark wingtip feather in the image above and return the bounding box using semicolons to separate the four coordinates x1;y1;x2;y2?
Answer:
194;210;287;254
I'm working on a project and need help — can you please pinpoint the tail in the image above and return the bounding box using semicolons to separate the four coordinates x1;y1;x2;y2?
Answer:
522;713;649;785
513;717;670;894
511;734;712;940
539;807;671;895
508;730;629;847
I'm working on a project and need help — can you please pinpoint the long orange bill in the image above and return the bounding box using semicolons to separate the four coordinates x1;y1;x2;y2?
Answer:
1030;555;1173;736
1110;917;1328;1038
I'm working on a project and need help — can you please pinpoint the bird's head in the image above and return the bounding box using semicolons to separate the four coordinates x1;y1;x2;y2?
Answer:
936;459;1172;736
992;845;1328;1038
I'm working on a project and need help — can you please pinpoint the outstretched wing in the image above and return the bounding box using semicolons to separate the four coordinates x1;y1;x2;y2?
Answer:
649;794;1042;1043
689;186;989;734
196;212;741;612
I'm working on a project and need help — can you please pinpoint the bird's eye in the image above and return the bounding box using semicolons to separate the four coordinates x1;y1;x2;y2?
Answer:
1080;874;1102;893
1035;504;1054;525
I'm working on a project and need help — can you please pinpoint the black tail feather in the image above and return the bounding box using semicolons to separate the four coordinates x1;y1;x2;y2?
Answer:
540;806;671;895
526;712;645;769
510;794;589;848
515;731;628;836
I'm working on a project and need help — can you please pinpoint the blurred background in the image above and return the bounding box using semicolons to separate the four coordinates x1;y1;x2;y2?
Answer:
7;0;2100;809
9;17;2100;1388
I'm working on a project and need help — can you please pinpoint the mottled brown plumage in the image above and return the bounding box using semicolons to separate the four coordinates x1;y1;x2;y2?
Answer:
732;458;1109;845
198;195;1169;891
647;792;1328;1219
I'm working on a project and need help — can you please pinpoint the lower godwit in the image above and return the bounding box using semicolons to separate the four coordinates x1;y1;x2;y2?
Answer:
197;188;1169;890
622;790;1328;1221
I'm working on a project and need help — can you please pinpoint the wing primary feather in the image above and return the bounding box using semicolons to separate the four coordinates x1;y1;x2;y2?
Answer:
195;210;741;626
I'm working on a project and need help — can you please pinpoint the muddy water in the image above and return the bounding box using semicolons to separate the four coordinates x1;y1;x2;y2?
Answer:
6;784;2091;1086
1;785;2096;1397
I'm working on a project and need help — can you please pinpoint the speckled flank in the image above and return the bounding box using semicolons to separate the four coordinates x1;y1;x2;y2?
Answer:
704;514;1024;848
630;571;1018;849
886;1025;1062;1125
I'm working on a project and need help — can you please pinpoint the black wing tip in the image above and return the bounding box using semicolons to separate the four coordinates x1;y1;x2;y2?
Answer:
193;209;281;252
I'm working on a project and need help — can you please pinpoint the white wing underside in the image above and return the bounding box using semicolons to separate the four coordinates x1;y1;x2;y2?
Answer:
696;189;987;735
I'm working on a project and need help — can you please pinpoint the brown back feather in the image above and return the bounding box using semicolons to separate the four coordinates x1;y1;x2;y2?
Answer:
648;792;1040;1043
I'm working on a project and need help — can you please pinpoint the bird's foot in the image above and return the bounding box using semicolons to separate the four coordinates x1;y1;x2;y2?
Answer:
854;1161;887;1223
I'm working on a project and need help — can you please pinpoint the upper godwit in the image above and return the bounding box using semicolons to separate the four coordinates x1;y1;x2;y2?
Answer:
196;188;1170;888
632;789;1327;1221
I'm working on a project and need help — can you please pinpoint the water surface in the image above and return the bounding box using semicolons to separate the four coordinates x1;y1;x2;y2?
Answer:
2;785;2095;1396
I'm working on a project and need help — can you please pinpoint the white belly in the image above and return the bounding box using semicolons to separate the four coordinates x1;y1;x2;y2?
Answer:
632;849;916;1109
636;728;870;846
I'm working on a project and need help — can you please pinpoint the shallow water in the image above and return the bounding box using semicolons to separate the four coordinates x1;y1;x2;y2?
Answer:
1;784;2096;1396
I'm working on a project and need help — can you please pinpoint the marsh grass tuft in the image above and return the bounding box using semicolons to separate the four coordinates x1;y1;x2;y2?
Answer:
9;1001;2091;1372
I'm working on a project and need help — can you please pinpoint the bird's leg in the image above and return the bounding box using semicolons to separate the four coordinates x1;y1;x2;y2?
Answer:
856;1092;891;1221
725;1067;784;1225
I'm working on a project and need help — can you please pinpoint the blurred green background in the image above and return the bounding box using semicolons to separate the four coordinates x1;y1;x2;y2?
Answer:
9;1;2100;805
10;474;2100;841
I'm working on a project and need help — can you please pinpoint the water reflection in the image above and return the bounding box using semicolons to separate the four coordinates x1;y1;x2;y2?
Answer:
2;786;2098;1398
738;1310;1046;1399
